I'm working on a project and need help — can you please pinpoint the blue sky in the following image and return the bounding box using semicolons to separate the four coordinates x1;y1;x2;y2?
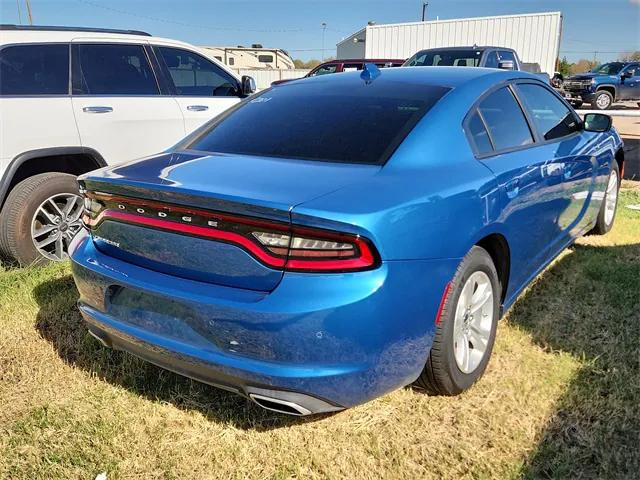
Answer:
1;0;638;63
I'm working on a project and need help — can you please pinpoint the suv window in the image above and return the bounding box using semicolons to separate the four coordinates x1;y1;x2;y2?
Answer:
0;44;69;95
311;64;338;76
403;50;481;67
623;64;638;76
158;47;238;96
75;44;158;95
498;50;516;64
477;87;533;152
187;82;450;165
342;63;364;72
484;51;499;68
516;83;580;141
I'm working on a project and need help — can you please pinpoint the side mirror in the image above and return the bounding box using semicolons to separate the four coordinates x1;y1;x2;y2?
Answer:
498;60;515;70
621;70;634;79
240;75;256;96
583;113;612;132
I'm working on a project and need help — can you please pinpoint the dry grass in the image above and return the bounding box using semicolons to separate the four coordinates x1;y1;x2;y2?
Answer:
1;184;638;479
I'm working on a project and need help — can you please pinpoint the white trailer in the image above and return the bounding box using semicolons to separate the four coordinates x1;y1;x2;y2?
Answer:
337;11;563;75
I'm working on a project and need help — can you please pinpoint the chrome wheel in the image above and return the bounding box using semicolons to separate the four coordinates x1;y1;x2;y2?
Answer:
453;271;494;374
604;168;618;227
596;93;611;109
31;193;83;261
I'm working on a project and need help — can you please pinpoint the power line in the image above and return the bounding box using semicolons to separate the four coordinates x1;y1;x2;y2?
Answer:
75;0;302;33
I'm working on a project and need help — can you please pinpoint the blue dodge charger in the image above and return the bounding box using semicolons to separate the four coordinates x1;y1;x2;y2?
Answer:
70;66;623;416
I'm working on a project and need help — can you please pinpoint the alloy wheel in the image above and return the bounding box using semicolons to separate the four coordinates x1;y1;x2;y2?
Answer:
452;271;494;374
596;93;611;109
31;193;84;261
604;168;618;226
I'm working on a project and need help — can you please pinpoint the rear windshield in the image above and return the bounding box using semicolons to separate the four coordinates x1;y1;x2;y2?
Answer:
404;50;482;67
186;80;450;164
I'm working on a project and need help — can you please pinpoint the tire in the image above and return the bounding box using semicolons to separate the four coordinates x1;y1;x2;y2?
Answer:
591;90;613;110
0;173;82;266
590;162;620;235
415;246;500;395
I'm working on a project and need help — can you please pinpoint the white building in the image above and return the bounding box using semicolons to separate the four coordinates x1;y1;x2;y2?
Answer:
337;12;563;75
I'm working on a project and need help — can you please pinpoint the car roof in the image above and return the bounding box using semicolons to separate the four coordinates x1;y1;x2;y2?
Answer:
284;65;539;90
324;59;405;63
415;46;513;52
0;26;190;49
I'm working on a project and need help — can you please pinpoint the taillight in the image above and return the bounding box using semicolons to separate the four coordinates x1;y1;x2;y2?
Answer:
82;192;379;273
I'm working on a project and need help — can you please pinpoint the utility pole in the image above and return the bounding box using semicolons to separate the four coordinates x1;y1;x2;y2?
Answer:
422;2;428;21
321;22;327;61
25;0;34;25
16;0;22;24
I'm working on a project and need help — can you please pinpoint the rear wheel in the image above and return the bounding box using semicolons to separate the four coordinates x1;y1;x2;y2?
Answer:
592;90;613;110
0;173;82;266
415;246;500;395
590;162;620;235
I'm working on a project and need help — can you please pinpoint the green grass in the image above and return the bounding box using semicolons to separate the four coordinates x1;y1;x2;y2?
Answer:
1;185;639;479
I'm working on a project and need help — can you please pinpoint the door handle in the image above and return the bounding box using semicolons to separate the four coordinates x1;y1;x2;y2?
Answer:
82;106;113;114
187;105;209;112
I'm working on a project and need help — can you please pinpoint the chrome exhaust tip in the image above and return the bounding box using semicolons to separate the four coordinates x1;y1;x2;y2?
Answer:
250;394;313;416
87;328;111;348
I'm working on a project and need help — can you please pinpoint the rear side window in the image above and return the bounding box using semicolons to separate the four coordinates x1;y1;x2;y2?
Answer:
75;44;158;95
0;44;69;95
477;87;533;151
516;83;580;141
158;47;238;96
187;82;450;164
466;112;493;155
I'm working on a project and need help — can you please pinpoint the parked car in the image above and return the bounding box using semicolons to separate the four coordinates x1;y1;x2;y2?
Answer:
562;61;640;110
270;58;404;85
403;46;550;82
0;24;255;265
70;66;623;416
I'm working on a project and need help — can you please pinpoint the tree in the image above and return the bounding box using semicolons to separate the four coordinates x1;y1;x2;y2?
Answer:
293;58;324;69
619;51;640;61
556;56;572;76
570;59;598;75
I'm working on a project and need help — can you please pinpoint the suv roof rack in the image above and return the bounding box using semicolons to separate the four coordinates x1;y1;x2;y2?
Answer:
0;24;152;36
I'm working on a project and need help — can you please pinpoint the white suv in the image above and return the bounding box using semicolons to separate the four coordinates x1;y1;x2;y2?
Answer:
0;25;255;265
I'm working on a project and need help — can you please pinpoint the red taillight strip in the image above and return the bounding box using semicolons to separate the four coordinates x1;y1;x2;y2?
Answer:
86;210;286;268
84;192;380;273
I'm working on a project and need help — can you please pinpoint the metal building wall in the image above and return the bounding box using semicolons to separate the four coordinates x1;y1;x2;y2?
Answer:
363;12;562;74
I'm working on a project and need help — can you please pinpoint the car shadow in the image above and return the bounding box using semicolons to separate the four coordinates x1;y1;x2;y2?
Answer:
622;136;639;180
509;243;640;478
32;275;335;431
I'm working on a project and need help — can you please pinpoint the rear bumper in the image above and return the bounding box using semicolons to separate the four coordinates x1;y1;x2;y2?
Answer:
69;230;459;410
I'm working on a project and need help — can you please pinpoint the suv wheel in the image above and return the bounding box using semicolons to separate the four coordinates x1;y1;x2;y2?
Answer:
0;173;83;266
414;246;500;395
592;90;613;110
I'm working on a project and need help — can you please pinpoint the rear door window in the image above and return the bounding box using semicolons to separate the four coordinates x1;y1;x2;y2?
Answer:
0;44;69;95
515;83;580;141
74;43;158;95
158;46;239;96
477;87;533;152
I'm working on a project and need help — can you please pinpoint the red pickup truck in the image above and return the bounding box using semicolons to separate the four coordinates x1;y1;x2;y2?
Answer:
271;58;405;86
